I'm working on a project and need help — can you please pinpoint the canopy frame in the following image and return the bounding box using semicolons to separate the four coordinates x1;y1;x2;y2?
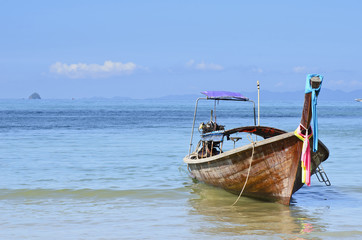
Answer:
188;92;256;155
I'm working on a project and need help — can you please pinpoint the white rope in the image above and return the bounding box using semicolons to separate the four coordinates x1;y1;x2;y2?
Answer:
232;134;256;206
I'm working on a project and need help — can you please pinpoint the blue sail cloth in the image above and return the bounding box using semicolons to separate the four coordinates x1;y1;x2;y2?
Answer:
305;74;323;152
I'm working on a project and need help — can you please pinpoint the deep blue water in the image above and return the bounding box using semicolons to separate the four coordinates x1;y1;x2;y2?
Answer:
0;98;361;239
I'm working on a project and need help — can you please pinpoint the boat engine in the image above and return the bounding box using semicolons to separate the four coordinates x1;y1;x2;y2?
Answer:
198;121;224;134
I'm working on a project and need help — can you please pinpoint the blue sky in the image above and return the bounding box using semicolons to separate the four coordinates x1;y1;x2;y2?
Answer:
0;1;361;99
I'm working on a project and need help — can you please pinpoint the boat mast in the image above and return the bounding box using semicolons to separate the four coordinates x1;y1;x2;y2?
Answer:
188;97;203;155
257;81;260;126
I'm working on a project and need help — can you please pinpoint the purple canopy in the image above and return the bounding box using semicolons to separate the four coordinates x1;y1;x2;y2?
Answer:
201;91;249;101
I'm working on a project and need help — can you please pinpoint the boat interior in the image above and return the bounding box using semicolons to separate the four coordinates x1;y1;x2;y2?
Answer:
189;108;286;160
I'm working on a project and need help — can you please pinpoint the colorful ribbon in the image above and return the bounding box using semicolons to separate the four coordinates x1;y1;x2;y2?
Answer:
294;125;313;186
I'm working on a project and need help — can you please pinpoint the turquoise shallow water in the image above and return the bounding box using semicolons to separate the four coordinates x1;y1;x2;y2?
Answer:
0;98;362;239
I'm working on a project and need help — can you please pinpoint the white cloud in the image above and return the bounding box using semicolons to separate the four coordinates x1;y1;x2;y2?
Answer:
186;59;195;67
330;80;345;86
275;81;284;87
50;60;137;78
186;59;224;71
331;79;362;87
351;80;362;87
252;67;263;73
293;66;307;73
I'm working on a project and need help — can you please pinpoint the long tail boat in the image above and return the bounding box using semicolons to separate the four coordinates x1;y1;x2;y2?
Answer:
183;75;330;205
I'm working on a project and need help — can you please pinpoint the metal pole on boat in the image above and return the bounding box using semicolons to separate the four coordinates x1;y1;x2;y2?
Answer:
257;81;260;126
188;98;202;155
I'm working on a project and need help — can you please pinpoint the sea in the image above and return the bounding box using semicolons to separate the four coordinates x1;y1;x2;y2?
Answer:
0;97;361;240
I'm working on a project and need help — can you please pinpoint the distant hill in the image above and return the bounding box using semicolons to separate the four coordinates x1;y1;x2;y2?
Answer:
156;94;201;101
152;89;362;102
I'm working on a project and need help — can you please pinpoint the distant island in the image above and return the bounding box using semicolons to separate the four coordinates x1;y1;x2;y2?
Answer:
29;92;41;99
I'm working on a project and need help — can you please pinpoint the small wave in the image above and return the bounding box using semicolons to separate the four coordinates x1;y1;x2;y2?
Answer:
0;188;188;200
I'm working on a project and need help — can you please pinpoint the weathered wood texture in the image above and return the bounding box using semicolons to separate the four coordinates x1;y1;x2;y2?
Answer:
185;133;300;205
184;132;328;205
300;92;312;129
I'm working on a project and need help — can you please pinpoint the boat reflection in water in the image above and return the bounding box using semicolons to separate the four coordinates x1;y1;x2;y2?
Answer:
187;182;326;239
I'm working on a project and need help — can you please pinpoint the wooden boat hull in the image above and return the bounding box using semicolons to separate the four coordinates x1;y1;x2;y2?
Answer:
184;132;329;205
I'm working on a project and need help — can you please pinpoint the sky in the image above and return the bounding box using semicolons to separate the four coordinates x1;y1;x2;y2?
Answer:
0;0;361;99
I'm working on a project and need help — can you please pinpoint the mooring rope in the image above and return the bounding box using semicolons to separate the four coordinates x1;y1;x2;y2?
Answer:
232;134;256;206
